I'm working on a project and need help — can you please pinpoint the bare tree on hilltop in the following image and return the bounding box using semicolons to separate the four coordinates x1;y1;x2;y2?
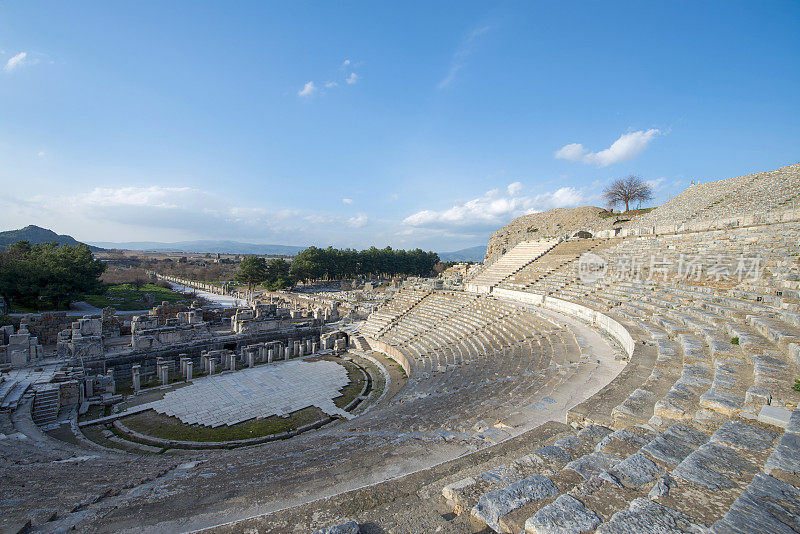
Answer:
603;174;653;213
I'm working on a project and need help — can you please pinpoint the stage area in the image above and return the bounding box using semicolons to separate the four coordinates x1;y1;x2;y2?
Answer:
140;359;353;427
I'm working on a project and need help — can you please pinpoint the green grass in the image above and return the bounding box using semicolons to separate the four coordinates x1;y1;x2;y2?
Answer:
119;358;364;443
793;379;800;392
83;283;190;311
121;405;327;442
333;360;368;408
731;336;740;345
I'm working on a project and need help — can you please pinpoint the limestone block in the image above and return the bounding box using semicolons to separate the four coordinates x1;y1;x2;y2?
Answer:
759;405;793;429
471;475;559;532
710;473;800;534
311;522;359;534
596;498;705;534
525;494;602;534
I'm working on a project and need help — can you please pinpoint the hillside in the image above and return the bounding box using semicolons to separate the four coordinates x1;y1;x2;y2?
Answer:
0;225;102;251
438;245;486;262
483;206;645;263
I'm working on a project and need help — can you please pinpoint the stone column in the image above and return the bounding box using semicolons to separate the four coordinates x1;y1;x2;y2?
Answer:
312;342;318;354
185;361;193;381
85;376;94;397
247;351;255;368
159;362;169;385
208;358;216;375
267;348;274;363
132;364;141;393
306;339;312;353
299;344;305;357
201;354;210;374
107;368;115;394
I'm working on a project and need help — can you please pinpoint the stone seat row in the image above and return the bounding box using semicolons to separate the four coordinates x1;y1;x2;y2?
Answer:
443;408;800;533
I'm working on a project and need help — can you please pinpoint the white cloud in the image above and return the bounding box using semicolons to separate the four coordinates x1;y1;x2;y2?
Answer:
37;151;46;158
4;52;27;72
645;177;667;191
78;186;197;209
507;181;523;196
403;182;588;230
298;81;316;97
347;213;368;228
346;72;358;85
438;26;490;89
325;81;338;88
555;129;661;167
342;59;351;68
342;198;354;205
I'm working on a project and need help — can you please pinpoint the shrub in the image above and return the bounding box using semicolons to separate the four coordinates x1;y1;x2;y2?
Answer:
794;379;800;392
730;336;740;345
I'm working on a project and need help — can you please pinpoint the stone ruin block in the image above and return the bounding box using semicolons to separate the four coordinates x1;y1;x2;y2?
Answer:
131;315;159;335
78;317;102;337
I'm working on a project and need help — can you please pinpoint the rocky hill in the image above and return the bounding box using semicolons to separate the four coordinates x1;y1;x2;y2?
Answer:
0;225;101;251
483;206;646;263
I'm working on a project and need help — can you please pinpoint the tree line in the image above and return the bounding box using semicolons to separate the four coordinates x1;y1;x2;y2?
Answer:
235;246;440;290
0;241;106;310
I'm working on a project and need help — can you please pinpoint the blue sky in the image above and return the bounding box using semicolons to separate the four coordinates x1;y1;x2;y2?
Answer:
1;1;798;251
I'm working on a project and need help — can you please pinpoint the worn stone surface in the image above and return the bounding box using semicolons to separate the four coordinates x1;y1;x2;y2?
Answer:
312;521;360;534
601;453;664;489
672;442;758;491
641;424;709;466
442;477;476;502
596;498;706;534
786;408;800;435
141;359;352;426
759;405;793;429
595;428;651;457
524;494;602;534
710;473;800;534
576;424;613;445
565;451;622;480
710;420;779;452
764;432;800;483
648;474;676;500
471;475;559;532
528;445;571;465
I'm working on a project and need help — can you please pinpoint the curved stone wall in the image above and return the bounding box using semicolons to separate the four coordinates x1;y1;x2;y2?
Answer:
491;287;635;356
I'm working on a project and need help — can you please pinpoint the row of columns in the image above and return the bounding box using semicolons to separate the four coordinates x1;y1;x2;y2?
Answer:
129;336;334;395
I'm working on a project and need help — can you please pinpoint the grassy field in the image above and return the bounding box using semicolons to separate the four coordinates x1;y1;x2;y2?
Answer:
83;283;190;311
122;405;326;442
119;359;366;443
333;359;367;408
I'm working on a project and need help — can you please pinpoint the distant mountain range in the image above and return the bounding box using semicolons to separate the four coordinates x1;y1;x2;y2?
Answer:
93;240;487;260
1;225;487;261
0;225;103;251
89;240;306;255
438;245;486;262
